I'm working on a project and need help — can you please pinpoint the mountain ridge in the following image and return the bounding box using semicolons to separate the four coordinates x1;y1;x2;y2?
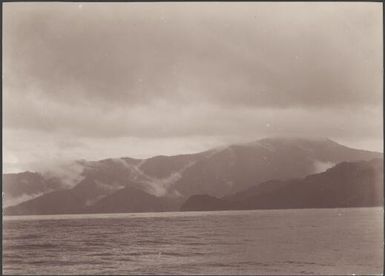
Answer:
3;137;383;215
181;158;383;211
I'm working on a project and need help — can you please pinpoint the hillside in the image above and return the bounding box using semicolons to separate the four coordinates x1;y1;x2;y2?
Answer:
3;137;382;215
181;158;383;211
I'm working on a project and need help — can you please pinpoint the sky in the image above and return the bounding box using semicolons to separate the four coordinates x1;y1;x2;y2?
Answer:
3;2;383;173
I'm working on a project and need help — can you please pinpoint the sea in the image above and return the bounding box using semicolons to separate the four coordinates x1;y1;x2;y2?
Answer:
2;207;383;275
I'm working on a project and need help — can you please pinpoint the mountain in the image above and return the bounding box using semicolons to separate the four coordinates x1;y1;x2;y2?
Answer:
3;137;382;215
2;172;63;207
85;186;179;214
180;194;233;211
4;184;179;215
167;137;381;197
180;158;384;211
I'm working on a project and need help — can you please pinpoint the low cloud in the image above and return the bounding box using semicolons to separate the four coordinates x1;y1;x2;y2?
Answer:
133;160;196;197
3;192;45;208
30;160;86;189
313;160;336;174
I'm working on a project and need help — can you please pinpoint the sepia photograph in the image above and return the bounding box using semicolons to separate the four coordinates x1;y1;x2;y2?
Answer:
2;2;383;275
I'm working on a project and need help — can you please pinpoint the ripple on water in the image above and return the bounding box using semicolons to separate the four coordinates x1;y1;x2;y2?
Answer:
3;208;383;275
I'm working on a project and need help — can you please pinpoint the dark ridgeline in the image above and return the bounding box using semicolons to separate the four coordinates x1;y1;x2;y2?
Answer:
3;137;383;215
85;186;179;213
181;158;383;211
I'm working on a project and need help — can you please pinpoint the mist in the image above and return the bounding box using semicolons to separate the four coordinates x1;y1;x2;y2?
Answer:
3;2;382;172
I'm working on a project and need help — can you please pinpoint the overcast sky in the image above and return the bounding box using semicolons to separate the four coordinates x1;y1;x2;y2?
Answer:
3;2;383;173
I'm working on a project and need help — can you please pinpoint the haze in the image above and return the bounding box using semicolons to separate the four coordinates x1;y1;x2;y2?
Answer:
3;2;383;173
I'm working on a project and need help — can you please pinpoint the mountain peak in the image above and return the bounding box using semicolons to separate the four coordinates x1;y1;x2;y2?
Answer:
258;136;334;144
4;136;382;215
238;136;339;149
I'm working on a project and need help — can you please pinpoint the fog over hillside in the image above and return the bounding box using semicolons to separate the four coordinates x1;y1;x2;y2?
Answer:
3;137;382;214
2;3;383;276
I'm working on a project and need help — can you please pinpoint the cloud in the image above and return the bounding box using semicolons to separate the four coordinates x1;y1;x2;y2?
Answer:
138;160;196;197
3;2;383;172
4;98;382;140
3;2;382;109
3;101;382;173
31;160;86;189
3;192;45;208
313;161;336;174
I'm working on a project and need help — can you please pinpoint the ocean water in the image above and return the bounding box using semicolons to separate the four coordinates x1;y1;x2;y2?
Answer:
3;208;383;275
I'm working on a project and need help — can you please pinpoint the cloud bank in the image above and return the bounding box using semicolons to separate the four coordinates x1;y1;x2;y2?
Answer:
3;2;383;172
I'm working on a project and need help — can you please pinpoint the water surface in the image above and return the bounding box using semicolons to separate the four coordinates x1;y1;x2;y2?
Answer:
3;208;383;275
